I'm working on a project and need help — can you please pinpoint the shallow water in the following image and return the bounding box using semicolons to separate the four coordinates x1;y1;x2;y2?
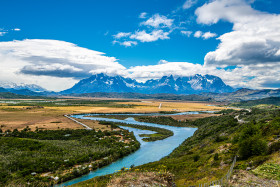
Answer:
56;114;197;186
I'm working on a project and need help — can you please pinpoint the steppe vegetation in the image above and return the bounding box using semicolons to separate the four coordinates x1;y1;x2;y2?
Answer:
0;127;140;186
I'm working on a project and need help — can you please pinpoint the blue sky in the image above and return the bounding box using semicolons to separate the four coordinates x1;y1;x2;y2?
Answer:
0;0;280;91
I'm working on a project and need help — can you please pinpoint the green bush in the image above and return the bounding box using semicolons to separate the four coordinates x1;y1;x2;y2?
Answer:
268;141;280;154
214;153;219;161
193;155;200;162
239;136;268;159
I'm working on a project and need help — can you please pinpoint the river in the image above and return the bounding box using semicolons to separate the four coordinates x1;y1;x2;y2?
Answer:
56;112;202;186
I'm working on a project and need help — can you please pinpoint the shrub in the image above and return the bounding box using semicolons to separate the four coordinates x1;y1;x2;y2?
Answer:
239;137;268;159
268;141;280;154
214;153;219;161
193;155;200;162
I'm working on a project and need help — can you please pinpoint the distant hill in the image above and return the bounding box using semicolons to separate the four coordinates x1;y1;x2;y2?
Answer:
0;91;46;99
0;87;44;96
200;88;280;102
61;73;234;95
231;97;280;107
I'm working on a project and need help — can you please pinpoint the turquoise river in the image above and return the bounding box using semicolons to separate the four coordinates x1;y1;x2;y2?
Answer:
56;112;211;186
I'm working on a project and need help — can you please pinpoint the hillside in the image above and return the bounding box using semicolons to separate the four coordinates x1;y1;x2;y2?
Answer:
201;88;280;102
231;97;280;107
76;107;280;186
0;92;46;99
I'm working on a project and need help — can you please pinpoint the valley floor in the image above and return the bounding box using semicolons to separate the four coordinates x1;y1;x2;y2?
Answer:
1;98;279;186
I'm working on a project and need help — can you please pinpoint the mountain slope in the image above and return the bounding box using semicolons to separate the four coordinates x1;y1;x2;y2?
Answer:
62;73;234;95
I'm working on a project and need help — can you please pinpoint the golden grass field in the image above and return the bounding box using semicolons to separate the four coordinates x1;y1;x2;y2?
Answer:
0;99;226;131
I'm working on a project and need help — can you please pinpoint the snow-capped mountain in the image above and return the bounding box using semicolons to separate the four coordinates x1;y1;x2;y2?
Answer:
62;73;140;94
62;73;234;94
0;82;47;92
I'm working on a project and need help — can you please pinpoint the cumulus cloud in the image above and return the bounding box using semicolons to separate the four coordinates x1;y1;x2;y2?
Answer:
139;12;148;19
113;13;174;46
181;30;192;37
194;31;217;39
127;61;211;81
130;30;170;42
202;32;217;39
0;39;278;90
192;0;280;88
195;0;280;66
0;39;126;91
14;28;21;31
140;14;174;28
0;32;6;36
128;60;280;89
119;41;138;47
194;31;202;38
183;0;198;9
195;0;259;25
113;32;131;39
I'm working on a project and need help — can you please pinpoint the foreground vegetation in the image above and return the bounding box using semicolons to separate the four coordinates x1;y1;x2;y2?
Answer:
0;127;140;186
78;107;280;186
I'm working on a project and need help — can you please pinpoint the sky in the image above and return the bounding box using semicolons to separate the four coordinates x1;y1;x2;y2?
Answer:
0;0;280;91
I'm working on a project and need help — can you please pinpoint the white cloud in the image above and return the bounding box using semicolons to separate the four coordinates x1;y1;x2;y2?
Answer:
0;39;126;91
139;12;148;19
193;31;217;39
158;59;169;64
140;14;174;28
202;32;217;39
126;59;280;89
0;32;6;36
130;30;170;42
127;61;210;81
0;39;278;90
194;31;202;38
113;13;175;46
119;41;138;47
181;30;192;37
195;0;280;67
14;28;21;31
183;0;198;9
191;0;280;88
113;32;131;39
195;0;259;25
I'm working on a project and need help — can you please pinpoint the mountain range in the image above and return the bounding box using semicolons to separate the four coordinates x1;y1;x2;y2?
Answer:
0;74;280;102
0;82;47;92
62;73;234;94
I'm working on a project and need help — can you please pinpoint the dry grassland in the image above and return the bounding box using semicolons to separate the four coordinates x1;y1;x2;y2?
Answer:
0;100;225;131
